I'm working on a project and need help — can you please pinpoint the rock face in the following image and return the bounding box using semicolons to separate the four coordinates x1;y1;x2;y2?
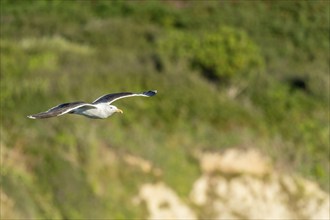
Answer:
136;148;330;220
190;174;329;220
198;149;271;176
135;183;197;220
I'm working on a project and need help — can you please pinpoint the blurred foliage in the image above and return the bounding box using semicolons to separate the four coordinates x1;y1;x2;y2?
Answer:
1;0;329;219
157;26;264;82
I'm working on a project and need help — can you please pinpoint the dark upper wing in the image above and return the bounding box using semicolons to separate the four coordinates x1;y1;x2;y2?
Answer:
27;102;96;119
92;90;157;104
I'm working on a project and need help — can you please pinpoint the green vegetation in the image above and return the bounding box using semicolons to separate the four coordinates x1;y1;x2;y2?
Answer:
1;1;329;218
157;26;264;81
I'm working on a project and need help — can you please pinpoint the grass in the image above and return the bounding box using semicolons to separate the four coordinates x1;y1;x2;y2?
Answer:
1;0;329;218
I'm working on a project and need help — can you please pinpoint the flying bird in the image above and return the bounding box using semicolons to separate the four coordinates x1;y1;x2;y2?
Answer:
27;90;157;119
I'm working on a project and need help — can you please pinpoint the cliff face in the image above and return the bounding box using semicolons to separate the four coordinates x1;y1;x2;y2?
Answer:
1;143;329;219
135;149;330;220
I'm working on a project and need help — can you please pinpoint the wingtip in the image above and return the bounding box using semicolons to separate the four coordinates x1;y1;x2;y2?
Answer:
27;115;36;119
144;90;157;97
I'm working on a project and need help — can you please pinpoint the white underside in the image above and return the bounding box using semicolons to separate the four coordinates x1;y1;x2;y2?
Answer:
73;103;115;119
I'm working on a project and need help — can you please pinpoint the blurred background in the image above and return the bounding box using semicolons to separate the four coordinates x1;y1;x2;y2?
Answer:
1;0;329;219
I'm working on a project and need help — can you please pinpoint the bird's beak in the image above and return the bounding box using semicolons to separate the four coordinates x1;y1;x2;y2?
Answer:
116;108;123;114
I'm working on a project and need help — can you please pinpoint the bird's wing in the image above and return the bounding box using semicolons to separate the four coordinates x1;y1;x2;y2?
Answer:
92;90;157;104
27;102;96;119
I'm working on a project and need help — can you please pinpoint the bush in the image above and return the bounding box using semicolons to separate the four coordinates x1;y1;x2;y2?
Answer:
195;27;265;81
157;26;265;82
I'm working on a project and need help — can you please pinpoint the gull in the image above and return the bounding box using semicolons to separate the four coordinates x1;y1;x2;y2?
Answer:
27;90;157;119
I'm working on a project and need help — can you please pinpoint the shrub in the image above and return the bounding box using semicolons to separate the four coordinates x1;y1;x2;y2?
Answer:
194;27;265;81
157;26;265;83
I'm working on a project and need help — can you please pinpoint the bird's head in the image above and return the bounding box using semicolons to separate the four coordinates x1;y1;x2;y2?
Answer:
109;105;123;114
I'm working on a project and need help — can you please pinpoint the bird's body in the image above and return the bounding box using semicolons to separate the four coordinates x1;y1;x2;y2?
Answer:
72;103;120;119
27;90;157;119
